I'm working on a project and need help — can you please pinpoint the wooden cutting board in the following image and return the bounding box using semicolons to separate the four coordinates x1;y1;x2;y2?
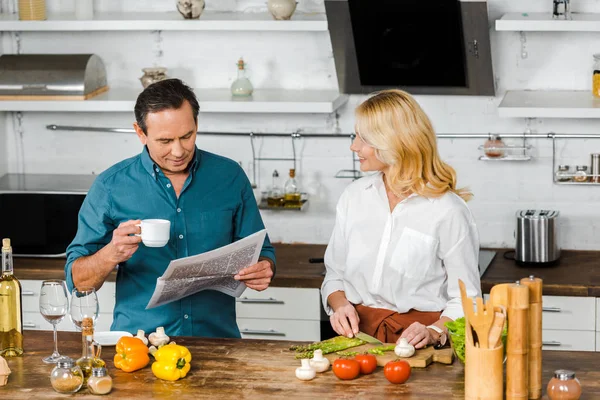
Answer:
322;343;454;368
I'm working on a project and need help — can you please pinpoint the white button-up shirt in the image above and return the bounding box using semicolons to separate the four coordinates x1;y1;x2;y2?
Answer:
321;172;481;321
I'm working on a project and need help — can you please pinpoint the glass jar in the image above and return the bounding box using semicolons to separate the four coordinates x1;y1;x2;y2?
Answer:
87;367;113;395
555;165;571;182
483;134;505;158
231;58;253;97
140;67;169;89
593;54;600;98
547;369;582;400
574;165;589;182
50;356;84;394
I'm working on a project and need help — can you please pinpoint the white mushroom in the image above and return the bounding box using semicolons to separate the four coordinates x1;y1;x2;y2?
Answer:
148;327;170;347
295;358;316;381
309;349;330;373
135;329;148;345
394;338;416;358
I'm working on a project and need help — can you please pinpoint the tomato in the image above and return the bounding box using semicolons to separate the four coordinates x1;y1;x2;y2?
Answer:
384;360;411;384
332;358;361;380
355;354;377;375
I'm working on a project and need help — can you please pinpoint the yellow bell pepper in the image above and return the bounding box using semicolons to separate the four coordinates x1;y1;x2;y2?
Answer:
151;343;192;381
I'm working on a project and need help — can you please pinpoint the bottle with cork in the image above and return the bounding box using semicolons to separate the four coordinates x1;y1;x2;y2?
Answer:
284;168;301;208
0;238;24;357
76;317;105;384
267;170;284;207
230;57;253;97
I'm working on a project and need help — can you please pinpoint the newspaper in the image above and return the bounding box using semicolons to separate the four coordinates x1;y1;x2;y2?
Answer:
146;229;267;309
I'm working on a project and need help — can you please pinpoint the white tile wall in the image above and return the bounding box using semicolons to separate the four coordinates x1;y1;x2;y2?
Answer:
3;0;600;249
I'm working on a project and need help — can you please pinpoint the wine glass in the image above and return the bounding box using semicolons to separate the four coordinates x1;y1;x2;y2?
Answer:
39;280;69;364
69;287;99;331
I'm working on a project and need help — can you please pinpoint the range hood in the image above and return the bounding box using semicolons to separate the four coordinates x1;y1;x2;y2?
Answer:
325;0;495;96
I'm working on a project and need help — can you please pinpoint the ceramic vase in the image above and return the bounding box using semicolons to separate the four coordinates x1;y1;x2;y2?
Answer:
267;0;297;20
140;68;169;89
176;0;205;19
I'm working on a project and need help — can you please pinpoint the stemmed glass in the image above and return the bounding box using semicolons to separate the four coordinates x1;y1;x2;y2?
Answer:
39;280;69;364
69;287;99;331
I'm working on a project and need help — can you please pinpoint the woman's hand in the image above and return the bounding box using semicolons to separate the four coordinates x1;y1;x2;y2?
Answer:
330;302;360;338
398;322;437;349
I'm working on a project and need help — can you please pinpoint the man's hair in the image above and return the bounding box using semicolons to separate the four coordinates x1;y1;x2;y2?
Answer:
134;78;200;134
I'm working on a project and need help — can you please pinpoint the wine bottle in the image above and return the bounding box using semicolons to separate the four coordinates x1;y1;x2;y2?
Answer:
0;238;24;357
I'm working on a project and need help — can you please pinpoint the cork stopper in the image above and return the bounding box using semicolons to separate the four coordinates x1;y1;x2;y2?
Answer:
289;168;296;178
82;317;94;335
237;57;246;70
2;238;10;251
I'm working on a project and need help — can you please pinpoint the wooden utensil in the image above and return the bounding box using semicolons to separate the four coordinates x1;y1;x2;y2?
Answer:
507;281;530;400
487;306;506;349
521;275;543;399
490;283;510;309
458;279;476;346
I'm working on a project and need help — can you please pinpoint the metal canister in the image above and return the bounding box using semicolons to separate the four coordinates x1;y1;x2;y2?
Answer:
591;153;600;183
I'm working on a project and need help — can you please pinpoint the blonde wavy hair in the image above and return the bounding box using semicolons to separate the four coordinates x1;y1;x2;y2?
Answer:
355;89;472;202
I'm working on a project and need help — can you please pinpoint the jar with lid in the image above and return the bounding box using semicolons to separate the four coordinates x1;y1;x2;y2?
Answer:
573;165;589;182
555;165;571;182
50;356;84;394
547;369;582;400
87;367;113;395
593;54;600;98
483;134;506;158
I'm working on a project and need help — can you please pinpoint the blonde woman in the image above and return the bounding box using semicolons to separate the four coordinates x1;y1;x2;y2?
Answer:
321;89;481;349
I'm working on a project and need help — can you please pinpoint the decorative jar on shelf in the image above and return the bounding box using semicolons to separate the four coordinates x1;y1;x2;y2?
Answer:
231;58;253;97
18;0;46;21
593;54;600;98
574;165;589;182
267;0;298;20
483;134;506;158
140;68;169;89
555;165;571;182
176;0;205;19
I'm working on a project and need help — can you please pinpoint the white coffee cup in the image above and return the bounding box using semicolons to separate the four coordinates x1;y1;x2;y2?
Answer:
136;219;171;247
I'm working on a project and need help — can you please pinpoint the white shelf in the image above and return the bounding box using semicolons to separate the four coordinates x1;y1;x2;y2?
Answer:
0;11;327;31
0;88;348;113
498;90;600;118
496;12;600;32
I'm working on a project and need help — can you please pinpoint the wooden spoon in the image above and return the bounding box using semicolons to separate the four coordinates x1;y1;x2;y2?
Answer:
458;279;476;347
487;306;506;349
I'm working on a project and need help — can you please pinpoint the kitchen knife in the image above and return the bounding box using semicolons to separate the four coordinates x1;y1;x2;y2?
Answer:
355;331;383;345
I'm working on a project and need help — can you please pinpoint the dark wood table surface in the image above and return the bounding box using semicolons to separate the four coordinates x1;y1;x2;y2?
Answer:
3;330;599;399
14;244;600;296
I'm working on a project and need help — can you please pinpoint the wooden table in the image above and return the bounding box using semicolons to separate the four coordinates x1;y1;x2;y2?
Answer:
3;331;600;399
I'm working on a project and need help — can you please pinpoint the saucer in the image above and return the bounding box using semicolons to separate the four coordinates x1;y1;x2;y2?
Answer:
94;331;133;346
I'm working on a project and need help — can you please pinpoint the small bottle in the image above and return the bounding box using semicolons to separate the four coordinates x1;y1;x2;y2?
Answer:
483;134;505;158
593;54;600;98
76;317;105;384
51;356;84;394
231;58;254;97
267;170;284;207
0;238;23;357
284;169;302;208
555;165;571;182
547;370;582;400
87;367;113;395
573;165;589;182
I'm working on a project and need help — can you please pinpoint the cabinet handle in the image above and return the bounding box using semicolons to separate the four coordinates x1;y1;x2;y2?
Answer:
240;329;286;337
22;290;35;296
23;322;37;328
542;307;562;313
542;341;562;347
236;297;284;305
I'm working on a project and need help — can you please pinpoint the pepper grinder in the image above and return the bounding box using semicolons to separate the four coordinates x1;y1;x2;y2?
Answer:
507;281;530;400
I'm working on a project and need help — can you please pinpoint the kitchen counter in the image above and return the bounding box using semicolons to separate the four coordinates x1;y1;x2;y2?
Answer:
13;245;600;296
3;330;599;399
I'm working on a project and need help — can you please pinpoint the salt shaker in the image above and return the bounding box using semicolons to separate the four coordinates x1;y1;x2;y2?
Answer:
573;165;589;183
87;367;113;395
50;356;84;394
547;370;582;400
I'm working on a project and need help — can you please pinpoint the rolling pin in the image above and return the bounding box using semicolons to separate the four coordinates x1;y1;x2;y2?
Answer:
507;281;529;400
521;276;542;399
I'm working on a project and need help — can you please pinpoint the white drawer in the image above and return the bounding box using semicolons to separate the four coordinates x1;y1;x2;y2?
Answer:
596;298;600;331
237;318;320;342
541;296;596;331
236;287;321;321
20;279;115;315
542;329;596;352
22;311;113;333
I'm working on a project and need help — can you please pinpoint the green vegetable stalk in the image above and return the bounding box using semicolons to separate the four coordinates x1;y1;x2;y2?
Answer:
290;336;367;359
368;345;396;355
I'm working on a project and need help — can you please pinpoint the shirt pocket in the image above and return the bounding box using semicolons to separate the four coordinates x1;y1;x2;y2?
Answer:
390;227;439;279
189;210;234;252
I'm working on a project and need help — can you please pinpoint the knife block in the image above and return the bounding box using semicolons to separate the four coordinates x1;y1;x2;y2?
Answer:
465;341;503;400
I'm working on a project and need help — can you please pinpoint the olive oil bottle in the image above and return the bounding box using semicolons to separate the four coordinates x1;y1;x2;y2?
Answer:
76;317;105;383
283;169;301;208
0;238;24;357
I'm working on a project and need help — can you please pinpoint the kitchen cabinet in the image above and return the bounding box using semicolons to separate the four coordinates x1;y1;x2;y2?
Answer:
541;295;596;352
20;279;115;333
